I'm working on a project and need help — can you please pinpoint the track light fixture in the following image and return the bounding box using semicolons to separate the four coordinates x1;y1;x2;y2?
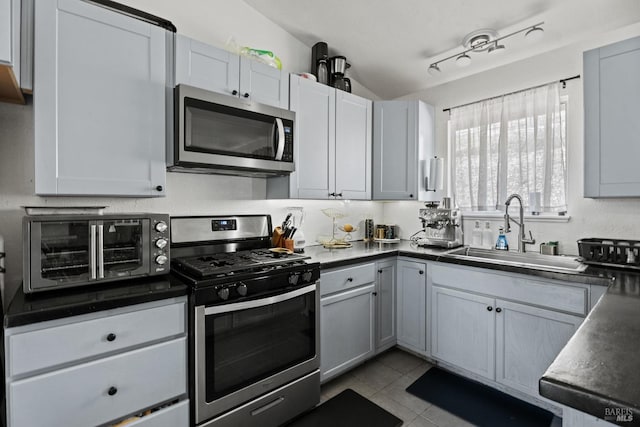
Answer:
427;22;544;75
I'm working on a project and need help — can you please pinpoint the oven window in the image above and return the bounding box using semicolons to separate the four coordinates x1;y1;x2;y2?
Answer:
204;291;316;402
185;99;276;160
38;221;91;281
101;219;146;278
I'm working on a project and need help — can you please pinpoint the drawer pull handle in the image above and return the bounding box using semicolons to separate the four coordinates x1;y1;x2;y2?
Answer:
107;333;116;342
108;386;118;396
347;277;353;282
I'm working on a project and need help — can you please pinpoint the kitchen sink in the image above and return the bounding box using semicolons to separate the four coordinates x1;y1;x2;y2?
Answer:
444;247;588;273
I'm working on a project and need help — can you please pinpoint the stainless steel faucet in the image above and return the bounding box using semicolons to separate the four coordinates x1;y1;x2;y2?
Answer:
504;194;536;253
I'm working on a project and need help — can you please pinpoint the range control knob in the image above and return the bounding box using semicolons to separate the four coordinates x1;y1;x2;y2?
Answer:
218;287;230;300
155;238;168;249
288;274;300;285
302;271;313;283
155;255;168;265
237;283;248;296
155;221;168;233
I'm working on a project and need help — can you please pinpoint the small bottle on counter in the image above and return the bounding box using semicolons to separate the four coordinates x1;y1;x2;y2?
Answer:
495;226;509;251
482;222;493;249
471;221;482;247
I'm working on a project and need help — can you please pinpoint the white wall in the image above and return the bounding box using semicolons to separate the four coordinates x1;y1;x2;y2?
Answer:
0;1;382;304
384;22;640;255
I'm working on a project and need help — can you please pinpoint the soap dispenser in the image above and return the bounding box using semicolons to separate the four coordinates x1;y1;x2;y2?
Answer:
482;222;493;249
495;226;509;251
471;221;482;247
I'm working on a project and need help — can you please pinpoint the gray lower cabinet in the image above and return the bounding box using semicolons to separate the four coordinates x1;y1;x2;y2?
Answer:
431;285;495;380
429;263;587;404
373;100;435;200
584;35;640;197
33;0;168;196
175;34;289;109
4;297;189;427
375;259;396;352
396;259;427;355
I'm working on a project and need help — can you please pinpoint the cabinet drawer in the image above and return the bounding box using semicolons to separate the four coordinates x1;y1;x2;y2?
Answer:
8;300;186;377
8;337;187;427
320;262;376;296
119;400;189;427
431;264;588;315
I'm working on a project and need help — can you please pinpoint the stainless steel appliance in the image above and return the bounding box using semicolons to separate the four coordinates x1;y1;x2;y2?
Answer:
170;85;295;177
170;215;320;427
415;202;463;248
23;214;170;293
311;41;329;84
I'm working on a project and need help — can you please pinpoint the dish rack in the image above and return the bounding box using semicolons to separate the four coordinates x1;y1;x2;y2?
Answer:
578;238;640;270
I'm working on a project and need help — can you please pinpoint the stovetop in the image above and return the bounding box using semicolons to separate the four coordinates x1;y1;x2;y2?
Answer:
172;249;310;281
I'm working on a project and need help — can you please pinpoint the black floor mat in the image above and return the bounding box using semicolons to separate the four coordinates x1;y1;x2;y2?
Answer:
286;389;402;427
406;367;554;427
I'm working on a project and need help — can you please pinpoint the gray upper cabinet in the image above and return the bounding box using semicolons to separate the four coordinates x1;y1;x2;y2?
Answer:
584;36;640;197
0;0;23;103
282;74;371;200
34;0;168;197
373;100;435;200
175;35;288;109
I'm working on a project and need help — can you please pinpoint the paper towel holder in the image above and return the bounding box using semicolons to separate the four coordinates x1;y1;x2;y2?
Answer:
425;156;444;192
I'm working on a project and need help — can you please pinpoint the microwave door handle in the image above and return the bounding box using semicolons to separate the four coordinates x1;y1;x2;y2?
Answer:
90;225;97;280
204;284;316;315
97;224;104;279
274;118;285;161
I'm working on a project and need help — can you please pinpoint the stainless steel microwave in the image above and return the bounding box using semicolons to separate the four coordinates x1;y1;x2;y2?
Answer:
23;214;170;293
170;84;295;177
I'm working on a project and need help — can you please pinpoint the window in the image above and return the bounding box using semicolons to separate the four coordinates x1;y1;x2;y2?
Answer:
449;82;567;213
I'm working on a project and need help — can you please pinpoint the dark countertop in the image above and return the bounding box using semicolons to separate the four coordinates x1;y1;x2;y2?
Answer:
540;269;640;425
4;276;188;328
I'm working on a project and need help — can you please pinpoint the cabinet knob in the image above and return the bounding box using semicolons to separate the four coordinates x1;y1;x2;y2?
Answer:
487;306;493;311
378;269;383;273
347;277;353;282
106;333;116;342
232;90;238;95
372;292;377;296
410;194;414;198
155;185;163;192
243;93;250;98
419;270;424;275
337;192;343;197
329;192;336;197
108;386;118;396
496;307;502;313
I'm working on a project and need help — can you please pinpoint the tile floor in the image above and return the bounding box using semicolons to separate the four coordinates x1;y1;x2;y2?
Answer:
320;347;475;427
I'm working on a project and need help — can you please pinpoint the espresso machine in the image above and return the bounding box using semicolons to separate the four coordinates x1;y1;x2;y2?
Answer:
415;198;463;248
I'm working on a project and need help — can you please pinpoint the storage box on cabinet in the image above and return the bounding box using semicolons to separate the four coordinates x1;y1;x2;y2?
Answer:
175;34;289;109
4;297;189;427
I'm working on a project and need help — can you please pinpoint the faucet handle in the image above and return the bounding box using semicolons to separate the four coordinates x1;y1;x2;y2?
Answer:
523;230;536;244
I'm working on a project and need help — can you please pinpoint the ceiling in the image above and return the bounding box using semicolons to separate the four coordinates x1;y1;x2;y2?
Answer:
243;0;640;99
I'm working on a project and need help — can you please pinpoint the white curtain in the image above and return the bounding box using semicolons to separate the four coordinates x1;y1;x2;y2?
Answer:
450;82;567;212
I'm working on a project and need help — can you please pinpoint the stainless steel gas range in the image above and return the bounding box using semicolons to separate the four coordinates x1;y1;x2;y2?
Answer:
170;215;320;427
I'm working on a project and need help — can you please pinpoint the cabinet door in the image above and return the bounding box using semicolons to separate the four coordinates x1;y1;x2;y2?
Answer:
175;34;240;97
34;0;166;196
584;36;640;197
495;299;582;398
0;0;10;63
376;260;396;352
396;260;426;354
240;56;288;109
335;90;372;200
373;101;418;200
431;286;495;380
320;284;375;382
289;75;335;199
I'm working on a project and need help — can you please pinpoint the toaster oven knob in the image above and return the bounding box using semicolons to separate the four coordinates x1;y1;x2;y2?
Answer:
218;287;230;300
155;221;168;233
155;238;168;249
155;254;168;265
236;283;247;296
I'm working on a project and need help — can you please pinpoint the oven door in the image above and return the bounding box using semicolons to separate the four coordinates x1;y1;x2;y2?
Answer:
194;283;319;424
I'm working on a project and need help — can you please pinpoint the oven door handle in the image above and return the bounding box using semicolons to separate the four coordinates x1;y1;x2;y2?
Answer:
204;284;316;315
